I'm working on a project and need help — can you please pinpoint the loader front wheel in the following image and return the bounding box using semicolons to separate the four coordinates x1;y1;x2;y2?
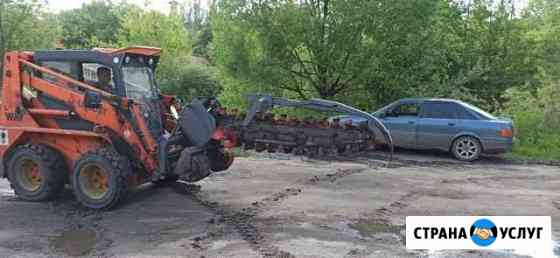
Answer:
7;144;66;201
72;149;130;210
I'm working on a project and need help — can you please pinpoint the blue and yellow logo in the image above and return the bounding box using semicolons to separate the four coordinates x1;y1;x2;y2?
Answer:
470;218;497;247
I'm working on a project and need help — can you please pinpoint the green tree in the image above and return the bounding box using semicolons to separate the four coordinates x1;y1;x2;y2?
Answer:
118;7;191;57
214;0;376;100
501;0;560;160
522;0;560;128
355;0;461;109
0;0;59;77
162;62;222;101
213;0;540;112
118;7;220;100
184;0;213;59
448;0;536;109
213;0;465;109
58;0;125;48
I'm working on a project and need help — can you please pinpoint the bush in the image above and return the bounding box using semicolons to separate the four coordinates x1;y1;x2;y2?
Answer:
158;61;222;102
503;83;560;161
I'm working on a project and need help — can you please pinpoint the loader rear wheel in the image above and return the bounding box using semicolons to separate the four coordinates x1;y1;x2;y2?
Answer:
7;144;65;201
72;149;130;210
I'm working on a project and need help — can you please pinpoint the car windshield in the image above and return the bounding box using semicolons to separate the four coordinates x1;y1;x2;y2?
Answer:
460;101;497;120
122;66;158;101
372;102;396;117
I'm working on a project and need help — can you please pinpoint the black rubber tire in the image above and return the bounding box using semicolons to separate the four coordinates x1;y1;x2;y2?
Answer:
6;144;66;201
152;174;179;186
72;148;130;210
451;136;482;162
208;149;232;172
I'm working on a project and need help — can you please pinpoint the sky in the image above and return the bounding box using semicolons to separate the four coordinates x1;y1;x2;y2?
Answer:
46;0;209;14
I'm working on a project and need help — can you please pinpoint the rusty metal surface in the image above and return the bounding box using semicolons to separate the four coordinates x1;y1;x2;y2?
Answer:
214;95;393;159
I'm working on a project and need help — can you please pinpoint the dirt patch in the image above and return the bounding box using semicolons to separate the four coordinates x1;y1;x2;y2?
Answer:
306;168;366;185
1;154;558;258
173;183;296;258
187;169;368;257
359;152;469;169
425;189;470;200
51;229;97;256
375;191;423;217
251;188;302;209
349;219;404;238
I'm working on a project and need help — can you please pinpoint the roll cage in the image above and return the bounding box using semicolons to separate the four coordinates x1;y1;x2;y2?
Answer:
33;47;161;98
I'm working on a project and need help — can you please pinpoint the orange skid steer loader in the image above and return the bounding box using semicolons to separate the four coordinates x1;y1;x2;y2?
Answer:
0;47;234;209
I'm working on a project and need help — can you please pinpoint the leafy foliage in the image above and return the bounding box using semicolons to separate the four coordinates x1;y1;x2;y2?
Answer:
58;0;126;48
159;61;222;102
185;0;212;59
117;6;221;100
0;0;559;160
503;81;560;160
501;0;560;160
0;0;60;73
118;7;191;58
212;0;536;112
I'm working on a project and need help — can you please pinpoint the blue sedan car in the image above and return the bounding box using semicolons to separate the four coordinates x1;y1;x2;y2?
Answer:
332;98;514;161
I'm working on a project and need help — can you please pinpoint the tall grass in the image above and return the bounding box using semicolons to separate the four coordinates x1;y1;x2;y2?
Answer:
508;112;560;160
503;84;560;161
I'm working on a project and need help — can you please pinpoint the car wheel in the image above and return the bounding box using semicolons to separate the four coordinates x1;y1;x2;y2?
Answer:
452;136;482;162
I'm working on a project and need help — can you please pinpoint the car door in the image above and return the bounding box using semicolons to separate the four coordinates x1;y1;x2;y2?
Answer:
382;102;420;147
416;101;462;150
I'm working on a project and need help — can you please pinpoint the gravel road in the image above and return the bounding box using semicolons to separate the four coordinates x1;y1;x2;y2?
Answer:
0;151;558;258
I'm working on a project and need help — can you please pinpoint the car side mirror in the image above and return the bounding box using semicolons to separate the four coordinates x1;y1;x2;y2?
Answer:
84;90;102;109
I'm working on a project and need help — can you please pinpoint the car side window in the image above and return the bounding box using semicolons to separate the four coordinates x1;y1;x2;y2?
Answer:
421;102;457;119
393;103;419;116
454;104;477;120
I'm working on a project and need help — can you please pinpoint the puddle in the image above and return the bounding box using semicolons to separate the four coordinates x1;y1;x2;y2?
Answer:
51;229;97;256
348;219;403;238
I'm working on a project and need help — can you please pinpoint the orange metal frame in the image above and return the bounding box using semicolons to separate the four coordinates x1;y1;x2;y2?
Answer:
0;50;166;184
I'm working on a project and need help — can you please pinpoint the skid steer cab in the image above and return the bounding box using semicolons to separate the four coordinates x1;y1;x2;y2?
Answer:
0;47;234;209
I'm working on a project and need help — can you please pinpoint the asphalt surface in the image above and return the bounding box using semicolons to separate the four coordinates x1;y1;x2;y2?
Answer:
0;150;559;258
